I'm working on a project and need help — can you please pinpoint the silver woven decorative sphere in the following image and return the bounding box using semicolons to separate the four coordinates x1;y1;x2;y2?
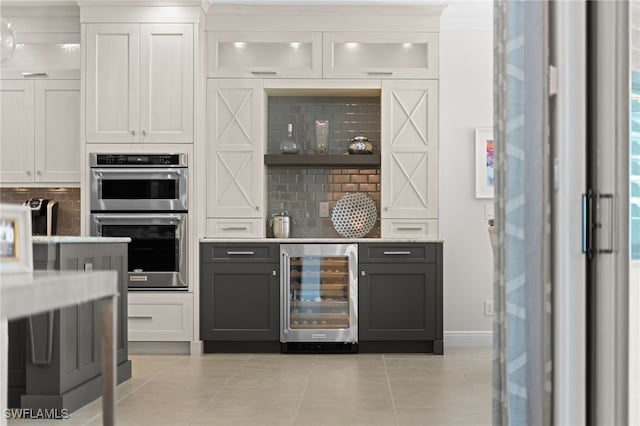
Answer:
331;193;377;238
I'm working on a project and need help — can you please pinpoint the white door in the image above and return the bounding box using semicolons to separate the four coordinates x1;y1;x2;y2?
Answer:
206;79;264;218
139;24;194;143
381;79;438;219
0;80;34;183
86;23;139;143
34;80;80;182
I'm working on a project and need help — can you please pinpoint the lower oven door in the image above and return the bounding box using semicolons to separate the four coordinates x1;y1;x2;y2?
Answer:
90;213;188;290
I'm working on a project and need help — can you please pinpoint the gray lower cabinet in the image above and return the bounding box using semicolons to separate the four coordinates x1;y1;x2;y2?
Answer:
200;243;280;352
358;243;443;354
8;242;131;411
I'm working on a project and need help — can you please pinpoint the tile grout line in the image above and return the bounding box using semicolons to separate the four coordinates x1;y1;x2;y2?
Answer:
186;354;257;425
383;354;401;426
291;354;318;425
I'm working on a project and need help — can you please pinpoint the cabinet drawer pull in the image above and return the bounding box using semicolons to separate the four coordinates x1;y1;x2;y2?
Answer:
383;251;412;255
251;71;277;75
22;72;48;78
222;226;248;231
397;227;423;231
129;315;153;319
367;71;393;75
226;251;255;255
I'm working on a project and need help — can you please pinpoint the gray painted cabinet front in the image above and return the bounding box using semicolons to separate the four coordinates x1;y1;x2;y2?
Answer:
358;243;443;354
200;243;280;344
7;242;131;411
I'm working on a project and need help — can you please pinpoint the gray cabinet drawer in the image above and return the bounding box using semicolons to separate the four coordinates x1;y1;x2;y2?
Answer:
201;243;279;262
359;243;437;263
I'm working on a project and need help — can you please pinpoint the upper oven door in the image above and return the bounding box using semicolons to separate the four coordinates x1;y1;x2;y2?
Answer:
90;168;188;212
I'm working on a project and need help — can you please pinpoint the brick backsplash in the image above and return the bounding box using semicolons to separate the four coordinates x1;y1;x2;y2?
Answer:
267;96;381;155
0;188;80;236
267;168;381;238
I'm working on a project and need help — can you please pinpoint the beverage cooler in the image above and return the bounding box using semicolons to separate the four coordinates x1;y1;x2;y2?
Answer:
280;244;358;352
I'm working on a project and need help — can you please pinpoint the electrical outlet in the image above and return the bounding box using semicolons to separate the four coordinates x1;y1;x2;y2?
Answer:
484;300;494;316
319;202;330;217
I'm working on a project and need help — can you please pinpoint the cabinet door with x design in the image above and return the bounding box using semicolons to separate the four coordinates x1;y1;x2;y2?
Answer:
207;79;264;227
381;80;438;230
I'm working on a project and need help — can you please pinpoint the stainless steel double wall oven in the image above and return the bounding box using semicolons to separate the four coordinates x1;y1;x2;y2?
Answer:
89;153;189;290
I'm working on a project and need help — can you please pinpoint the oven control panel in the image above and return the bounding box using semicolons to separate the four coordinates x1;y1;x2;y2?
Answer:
90;154;187;167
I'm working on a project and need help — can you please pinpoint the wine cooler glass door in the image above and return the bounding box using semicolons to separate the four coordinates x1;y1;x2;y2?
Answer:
281;244;358;343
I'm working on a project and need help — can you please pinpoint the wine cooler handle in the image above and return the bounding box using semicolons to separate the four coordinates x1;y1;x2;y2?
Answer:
282;252;290;335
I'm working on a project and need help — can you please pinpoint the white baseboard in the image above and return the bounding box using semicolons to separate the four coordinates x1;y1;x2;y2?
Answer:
444;331;493;347
189;340;203;356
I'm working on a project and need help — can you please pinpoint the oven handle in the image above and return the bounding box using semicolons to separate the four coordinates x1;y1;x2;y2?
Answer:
91;213;185;225
92;168;185;175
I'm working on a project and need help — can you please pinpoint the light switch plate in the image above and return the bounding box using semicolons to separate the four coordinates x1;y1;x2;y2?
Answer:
319;202;330;217
485;203;495;220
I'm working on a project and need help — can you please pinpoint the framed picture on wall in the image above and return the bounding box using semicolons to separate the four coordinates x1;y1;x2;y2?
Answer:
475;128;495;199
0;203;33;275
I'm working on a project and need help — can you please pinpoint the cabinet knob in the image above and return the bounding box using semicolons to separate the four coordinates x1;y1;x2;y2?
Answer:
36;170;42;175
26;170;31;176
361;271;366;276
131;130;136;136
142;130;147;136
256;206;260;211
272;270;277;277
384;207;389;211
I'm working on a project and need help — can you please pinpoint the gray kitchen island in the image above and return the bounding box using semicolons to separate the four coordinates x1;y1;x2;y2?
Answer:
7;237;131;413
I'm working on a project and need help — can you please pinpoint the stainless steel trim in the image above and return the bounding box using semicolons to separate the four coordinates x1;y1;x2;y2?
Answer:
280;244;358;344
383;251;412;255
90;213;188;289
89;153;188;167
282;252;290;338
90;167;188;212
226;251;255;255
311;334;327;339
251;71;277;75
129;276;148;282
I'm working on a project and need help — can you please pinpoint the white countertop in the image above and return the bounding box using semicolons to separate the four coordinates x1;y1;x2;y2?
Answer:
200;238;445;243
0;270;118;320
32;236;131;244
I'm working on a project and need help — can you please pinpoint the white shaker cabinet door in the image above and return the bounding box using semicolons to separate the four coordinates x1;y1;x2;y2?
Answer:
206;79;264;220
140;24;194;143
381;80;438;219
85;23;139;143
0;80;35;183
34;80;80;182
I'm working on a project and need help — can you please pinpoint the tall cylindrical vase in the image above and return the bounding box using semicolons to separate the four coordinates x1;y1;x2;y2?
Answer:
314;120;329;154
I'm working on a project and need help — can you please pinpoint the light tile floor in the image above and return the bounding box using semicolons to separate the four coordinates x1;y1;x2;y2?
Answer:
10;348;492;426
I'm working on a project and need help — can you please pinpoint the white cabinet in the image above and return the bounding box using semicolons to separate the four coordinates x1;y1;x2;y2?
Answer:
381;80;438;237
206;79;264;235
207;31;322;78
323;32;439;79
128;292;193;341
86;23;194;143
1;80;80;184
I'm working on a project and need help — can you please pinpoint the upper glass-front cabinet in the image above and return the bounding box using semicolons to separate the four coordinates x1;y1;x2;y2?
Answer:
323;32;439;79
207;31;322;78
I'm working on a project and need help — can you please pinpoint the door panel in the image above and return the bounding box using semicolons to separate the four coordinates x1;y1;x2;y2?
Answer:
86;24;139;143
34;80;80;182
207;79;264;218
0;80;34;182
140;24;193;143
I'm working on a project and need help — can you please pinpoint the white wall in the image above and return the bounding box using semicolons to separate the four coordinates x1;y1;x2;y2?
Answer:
439;3;494;346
